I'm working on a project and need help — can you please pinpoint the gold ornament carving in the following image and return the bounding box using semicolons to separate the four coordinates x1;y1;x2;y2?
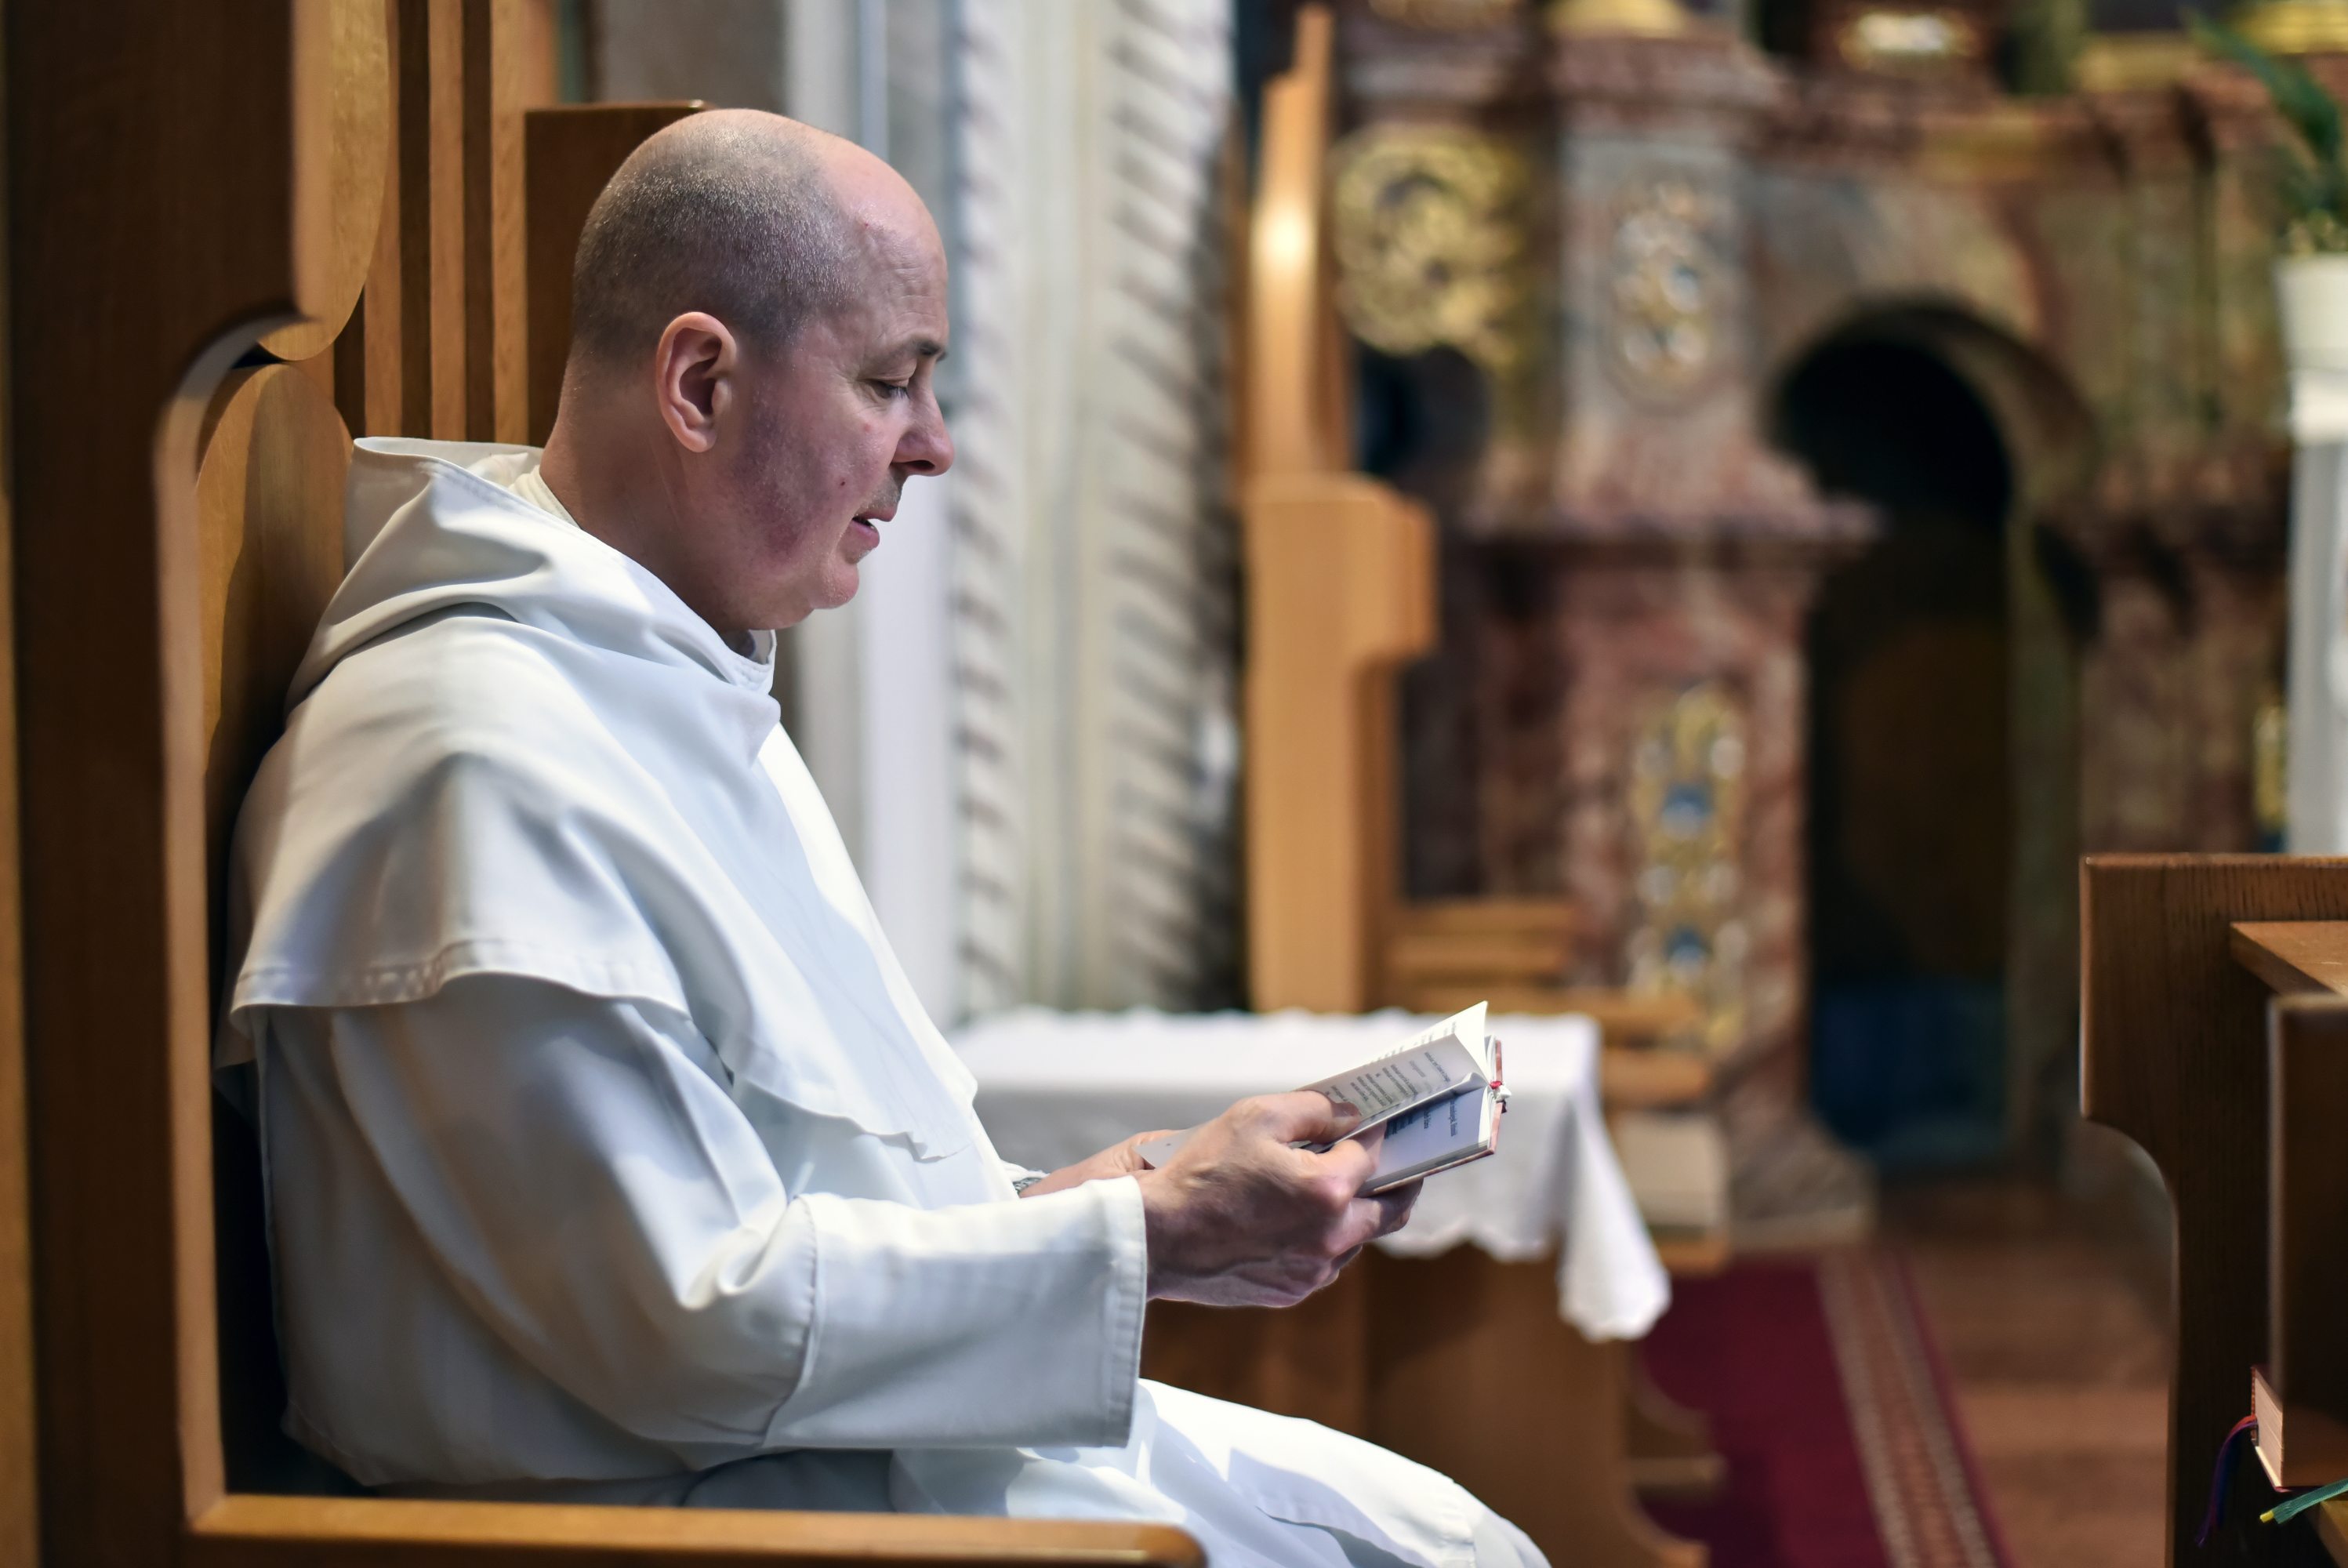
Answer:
1606;179;1724;401
1330;125;1532;375
1624;682;1749;1058
1369;0;1522;24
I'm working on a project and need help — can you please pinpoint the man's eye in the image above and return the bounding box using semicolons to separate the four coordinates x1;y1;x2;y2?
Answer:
875;380;911;397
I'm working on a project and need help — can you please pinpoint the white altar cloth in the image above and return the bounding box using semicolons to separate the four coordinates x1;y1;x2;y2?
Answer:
952;1007;1670;1341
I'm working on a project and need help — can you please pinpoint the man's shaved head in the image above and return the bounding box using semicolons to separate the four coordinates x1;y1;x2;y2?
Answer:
568;111;861;368
538;107;953;640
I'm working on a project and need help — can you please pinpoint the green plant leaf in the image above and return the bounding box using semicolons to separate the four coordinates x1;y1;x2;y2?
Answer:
2190;10;2344;168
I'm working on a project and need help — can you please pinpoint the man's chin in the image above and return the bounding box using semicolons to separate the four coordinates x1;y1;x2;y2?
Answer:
811;562;861;612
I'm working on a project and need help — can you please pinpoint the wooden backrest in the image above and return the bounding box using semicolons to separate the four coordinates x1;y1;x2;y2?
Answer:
13;2;1199;1563
2079;857;2348;1565
1238;5;1437;1011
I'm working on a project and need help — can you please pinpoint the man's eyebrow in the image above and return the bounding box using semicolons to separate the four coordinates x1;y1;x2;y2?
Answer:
903;337;947;363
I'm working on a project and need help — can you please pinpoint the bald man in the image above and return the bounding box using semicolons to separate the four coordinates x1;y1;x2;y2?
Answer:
216;112;1548;1568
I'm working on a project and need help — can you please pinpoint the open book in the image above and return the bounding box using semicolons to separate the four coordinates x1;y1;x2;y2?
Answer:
1136;1004;1506;1195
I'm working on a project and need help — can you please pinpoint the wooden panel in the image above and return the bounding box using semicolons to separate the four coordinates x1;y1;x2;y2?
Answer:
2233;922;2348;999
2268;997;2348;1459
1238;5;1337;482
13;0;324;1556
1365;1252;1699;1568
523;102;704;445
335;0;408;438
1391;898;1580;939
1597;1047;1714;1110
259;0;390;362
185;1496;1203;1568
1243;474;1434;1011
462;0;527;443
195;367;352;901
2079;855;2348;1565
0;0;31;1550
423;0;466;439
1384;928;1573;983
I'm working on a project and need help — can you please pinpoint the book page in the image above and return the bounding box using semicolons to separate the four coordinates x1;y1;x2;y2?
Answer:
1300;1033;1483;1132
1364;1083;1488;1189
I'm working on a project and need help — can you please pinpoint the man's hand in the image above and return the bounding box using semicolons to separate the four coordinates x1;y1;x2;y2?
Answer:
1134;1092;1421;1308
1016;1131;1170;1200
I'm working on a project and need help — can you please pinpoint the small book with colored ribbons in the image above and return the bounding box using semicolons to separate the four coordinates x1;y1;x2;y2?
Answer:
1137;1003;1507;1194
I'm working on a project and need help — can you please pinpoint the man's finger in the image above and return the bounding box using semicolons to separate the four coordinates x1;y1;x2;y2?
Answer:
1306;1134;1378;1196
1372;1182;1419;1236
1247;1089;1361;1147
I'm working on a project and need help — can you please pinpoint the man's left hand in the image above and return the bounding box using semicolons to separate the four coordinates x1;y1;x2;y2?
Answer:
1017;1132;1171;1199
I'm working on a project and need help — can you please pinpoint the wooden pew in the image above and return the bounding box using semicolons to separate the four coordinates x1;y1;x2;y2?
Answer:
2079;857;2348;1564
9;3;1196;1564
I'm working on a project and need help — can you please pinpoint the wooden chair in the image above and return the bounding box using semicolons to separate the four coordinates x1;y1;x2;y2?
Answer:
5;4;1196;1564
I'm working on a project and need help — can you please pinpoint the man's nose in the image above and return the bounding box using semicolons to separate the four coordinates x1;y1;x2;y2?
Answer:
897;402;954;477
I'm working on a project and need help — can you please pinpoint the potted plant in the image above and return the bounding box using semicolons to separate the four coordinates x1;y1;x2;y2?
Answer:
2195;14;2348;372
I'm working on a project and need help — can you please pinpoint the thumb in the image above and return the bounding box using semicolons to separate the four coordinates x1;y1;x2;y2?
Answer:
1251;1089;1363;1146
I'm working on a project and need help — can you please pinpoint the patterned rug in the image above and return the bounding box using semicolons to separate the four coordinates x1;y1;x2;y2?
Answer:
1642;1250;2012;1568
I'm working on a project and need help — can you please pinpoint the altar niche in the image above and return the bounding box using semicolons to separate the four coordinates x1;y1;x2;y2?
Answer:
1769;312;2094;1169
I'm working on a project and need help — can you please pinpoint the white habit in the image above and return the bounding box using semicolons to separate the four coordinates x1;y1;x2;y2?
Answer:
217;440;1548;1568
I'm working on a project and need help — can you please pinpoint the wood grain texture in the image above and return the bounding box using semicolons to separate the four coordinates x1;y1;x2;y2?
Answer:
259;0;390;362
0;0;32;1552
12;0;321;1556
195;367;351;897
2234;923;2348;998
423;0;466;439
462;0;526;444
1238;4;1337;483
335;0;407;438
184;1496;1203;1568
1242;474;1433;1011
2079;855;2348;1565
523;103;704;445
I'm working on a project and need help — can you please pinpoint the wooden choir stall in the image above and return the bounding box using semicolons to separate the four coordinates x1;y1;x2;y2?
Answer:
1;3;1201;1565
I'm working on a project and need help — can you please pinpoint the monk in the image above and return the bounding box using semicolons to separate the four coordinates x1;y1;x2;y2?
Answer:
218;110;1548;1568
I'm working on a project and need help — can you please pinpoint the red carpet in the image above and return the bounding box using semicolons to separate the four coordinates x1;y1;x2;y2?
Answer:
1641;1251;2012;1568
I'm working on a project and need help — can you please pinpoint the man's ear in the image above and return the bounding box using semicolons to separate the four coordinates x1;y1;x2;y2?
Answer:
651;312;735;454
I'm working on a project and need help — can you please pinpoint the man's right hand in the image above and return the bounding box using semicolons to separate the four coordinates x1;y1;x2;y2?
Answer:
1134;1091;1420;1307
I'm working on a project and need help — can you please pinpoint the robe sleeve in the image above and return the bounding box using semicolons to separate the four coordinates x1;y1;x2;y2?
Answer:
284;975;1145;1454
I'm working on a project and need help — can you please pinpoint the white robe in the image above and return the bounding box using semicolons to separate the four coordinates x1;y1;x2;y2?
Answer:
217;439;1546;1568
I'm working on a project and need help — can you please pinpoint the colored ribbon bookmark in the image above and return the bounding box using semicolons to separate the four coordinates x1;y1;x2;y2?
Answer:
2266;1475;2348;1527
2200;1416;2261;1544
